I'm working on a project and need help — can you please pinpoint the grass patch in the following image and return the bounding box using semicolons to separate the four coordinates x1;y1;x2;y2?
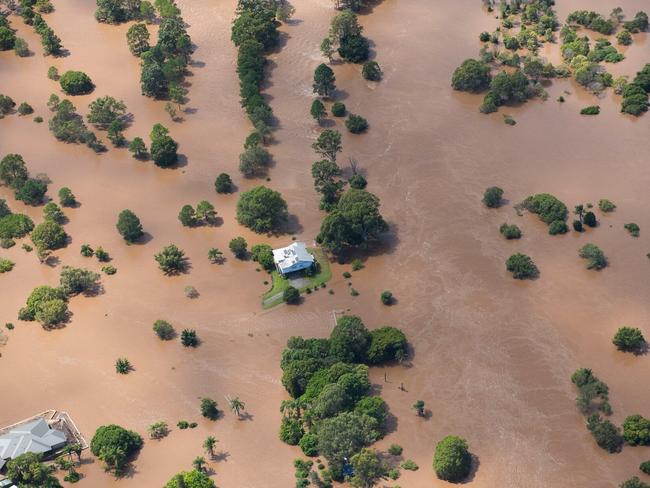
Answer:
262;247;332;309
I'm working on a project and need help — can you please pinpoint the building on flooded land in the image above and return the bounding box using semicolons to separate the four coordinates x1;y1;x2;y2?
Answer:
272;242;315;276
0;418;67;471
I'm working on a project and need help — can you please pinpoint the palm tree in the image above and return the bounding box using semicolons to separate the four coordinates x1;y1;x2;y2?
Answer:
574;204;585;222
63;443;82;463
203;436;218;459
192;456;206;473
208;248;224;264
229;397;246;417
280;399;302;419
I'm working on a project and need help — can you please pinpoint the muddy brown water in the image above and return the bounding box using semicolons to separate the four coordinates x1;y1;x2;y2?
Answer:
1;0;650;486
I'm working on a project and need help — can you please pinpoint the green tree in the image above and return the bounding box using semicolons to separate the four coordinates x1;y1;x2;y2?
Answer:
229;236;247;258
251;243;274;270
6;452;61;488
116;209;144;242
214;173;233;193
150;123;178;167
317;189;388;254
620;477;650;488
623;415;650;446
483;186;503;208
239;145;271;177
58;187;76;206
505;253;538;279
522;193;568;224
313;63;336;97
16;179;48;206
362;61;381;81
59;71;94;95
579;244;607;270
115;357;132;374
317;412;379;471
155;244;186;274
208;247;224;264
87;96;127;129
148;421;169;439
312;129;342;162
128;137;148;160
366;326;407;364
311;99;327;123
330;315;370;363
164;470;216;488
612;327;645;352
236;185;288;233
126;22;150;56
283;286;300;304
452;59;491;92
196;200;216;223
350;448;386;488
90;424;143;475
153;319;175;340
345;113;368;134
31;220;67;251
181;328;198;347
59;266;100;296
178;204;196;227
433;436;472;482
0;153;29;189
412;400;425;416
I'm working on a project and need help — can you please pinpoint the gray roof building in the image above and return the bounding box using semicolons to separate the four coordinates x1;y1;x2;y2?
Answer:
272;242;315;275
0;418;66;471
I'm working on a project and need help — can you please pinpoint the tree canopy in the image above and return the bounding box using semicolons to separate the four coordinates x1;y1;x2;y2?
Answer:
90;424;143;475
236;185;288;233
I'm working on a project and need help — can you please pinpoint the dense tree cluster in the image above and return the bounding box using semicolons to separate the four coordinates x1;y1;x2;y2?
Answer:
567;10;614;35
452;59;492;92
0;153;52;207
90;424;143;475
579;243;607;270
505;253;537;279
19;3;63;56
522;193;567;226
621;64;650;116
95;0;155;24
18;285;68;326
139;1;192;102
178;200;216;227
5;452;61;488
48;96;105;152
279;315;407;480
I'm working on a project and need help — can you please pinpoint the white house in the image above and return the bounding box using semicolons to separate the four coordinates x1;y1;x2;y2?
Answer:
0;418;67;470
272;242;315;276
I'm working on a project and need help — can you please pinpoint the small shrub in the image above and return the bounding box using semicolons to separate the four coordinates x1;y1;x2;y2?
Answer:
345;114;368;134
299;432;319;456
102;265;117;275
115;358;132;374
177;420;189;429
181;329;198;347
640;461;650;475
350;288;359;296
579;244;607;270
0;258;14;273
14;38;29;57
613;327;646;352
5;323;14;330
580;105;600;115
503;115;516;125
401;459;419;471
620;477;650;488
279;417;304;445
388;468;400;480
184;285;199;298
0;238;14;249
499;223;521;239
351;259;364;271
573;220;584;232
343;271;351;279
22;244;33;252
47;66;59;80
598;199;616;212
95;247;109;262
153;320;175;340
331;102;346;117
506;253;538;279
380;290;393;305
58;187;76;207
388;444;403;456
549;220;569;235
80;244;94;257
148;421;168;440
624;223;640;237
483;186;503;208
34;116;43;123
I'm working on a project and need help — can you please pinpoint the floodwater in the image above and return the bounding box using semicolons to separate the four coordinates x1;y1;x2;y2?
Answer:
1;0;650;486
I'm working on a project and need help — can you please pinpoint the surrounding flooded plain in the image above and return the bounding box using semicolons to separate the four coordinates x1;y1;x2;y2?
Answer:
1;0;650;486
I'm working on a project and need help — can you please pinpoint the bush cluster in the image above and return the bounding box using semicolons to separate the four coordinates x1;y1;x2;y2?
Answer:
48;96;105;152
20;5;63;56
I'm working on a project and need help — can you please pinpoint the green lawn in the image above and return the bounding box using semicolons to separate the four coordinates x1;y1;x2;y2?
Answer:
262;247;332;309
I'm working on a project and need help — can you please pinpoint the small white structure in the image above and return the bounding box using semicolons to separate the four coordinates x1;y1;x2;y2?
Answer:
272;242;315;276
0;418;67;470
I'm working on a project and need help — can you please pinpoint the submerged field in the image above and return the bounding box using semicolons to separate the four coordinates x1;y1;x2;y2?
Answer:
1;0;650;486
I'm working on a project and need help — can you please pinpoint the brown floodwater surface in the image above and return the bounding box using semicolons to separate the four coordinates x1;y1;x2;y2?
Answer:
1;0;650;486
